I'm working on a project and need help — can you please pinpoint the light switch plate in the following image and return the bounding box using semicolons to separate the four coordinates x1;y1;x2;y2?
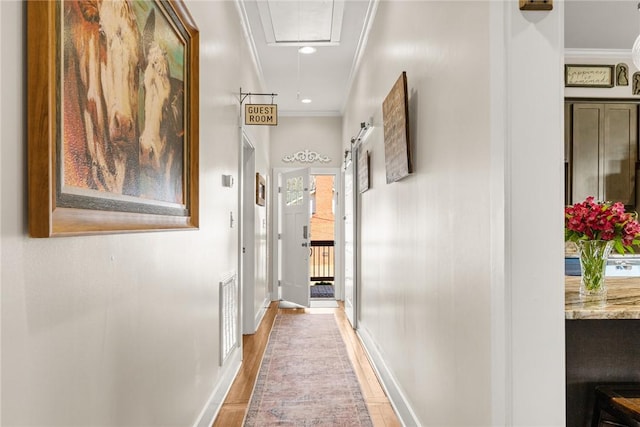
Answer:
222;174;234;188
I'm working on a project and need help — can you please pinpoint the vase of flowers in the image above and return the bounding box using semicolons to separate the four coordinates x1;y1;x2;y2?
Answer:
565;197;640;302
575;239;614;300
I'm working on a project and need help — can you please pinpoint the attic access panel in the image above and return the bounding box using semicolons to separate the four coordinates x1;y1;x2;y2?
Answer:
257;0;344;45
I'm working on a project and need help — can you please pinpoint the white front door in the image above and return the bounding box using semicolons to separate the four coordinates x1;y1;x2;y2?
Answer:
281;168;310;307
343;159;356;328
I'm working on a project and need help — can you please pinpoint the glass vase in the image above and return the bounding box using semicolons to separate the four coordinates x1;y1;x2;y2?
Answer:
577;240;614;302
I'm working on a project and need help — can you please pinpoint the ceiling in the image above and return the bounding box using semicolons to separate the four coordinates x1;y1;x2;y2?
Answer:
565;1;638;50
239;0;373;116
239;1;640;117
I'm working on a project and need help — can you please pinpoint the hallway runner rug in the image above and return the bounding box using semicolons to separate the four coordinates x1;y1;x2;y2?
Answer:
243;313;373;426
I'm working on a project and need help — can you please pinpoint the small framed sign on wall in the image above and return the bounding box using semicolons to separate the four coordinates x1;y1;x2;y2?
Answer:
358;147;370;193
565;64;615;88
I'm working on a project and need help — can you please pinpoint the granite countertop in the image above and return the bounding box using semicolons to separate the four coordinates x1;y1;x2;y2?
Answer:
565;276;640;319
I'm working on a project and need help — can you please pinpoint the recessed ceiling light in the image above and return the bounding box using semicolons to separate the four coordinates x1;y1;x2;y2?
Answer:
298;46;317;55
301;98;312;104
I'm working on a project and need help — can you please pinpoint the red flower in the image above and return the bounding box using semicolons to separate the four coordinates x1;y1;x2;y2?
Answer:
565;197;640;253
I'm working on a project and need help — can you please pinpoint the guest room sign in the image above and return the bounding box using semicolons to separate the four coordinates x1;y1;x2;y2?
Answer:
245;104;278;126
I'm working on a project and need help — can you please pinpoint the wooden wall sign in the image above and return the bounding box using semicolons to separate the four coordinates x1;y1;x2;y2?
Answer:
382;72;412;184
245;104;278;126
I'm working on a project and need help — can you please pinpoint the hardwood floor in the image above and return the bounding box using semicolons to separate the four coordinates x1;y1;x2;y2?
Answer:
212;301;401;427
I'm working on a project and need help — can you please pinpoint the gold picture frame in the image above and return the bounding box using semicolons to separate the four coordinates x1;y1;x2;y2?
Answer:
256;173;266;206
27;0;199;237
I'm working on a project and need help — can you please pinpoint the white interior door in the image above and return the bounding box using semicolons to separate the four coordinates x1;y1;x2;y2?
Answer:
281;168;310;307
343;159;356;328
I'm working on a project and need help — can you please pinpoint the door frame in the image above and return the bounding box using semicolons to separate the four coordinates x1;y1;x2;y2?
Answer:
239;132;256;334
271;167;343;302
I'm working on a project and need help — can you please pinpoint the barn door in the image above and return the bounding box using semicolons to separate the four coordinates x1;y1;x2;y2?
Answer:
343;157;356;328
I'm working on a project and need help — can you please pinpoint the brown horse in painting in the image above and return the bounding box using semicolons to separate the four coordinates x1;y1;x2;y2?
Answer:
64;0;141;195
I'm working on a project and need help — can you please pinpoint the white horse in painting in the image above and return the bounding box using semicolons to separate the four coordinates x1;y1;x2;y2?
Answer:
139;9;184;204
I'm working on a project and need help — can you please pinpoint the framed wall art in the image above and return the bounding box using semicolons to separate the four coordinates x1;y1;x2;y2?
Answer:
256;173;266;206
357;147;370;193
382;71;413;183
634;72;640;95
565;64;615;88
27;0;199;237
616;63;629;86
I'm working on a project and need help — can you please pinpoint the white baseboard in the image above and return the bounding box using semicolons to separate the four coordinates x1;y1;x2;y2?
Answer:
193;348;242;427
356;325;420;427
253;297;270;331
194;297;271;426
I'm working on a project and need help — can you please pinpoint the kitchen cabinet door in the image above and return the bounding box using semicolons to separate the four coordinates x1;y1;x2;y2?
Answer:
568;102;637;208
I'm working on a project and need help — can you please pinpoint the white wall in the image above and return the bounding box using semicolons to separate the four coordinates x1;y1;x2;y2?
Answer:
270;116;343;168
344;2;493;423
502;3;565;424
343;1;565;425
0;1;269;425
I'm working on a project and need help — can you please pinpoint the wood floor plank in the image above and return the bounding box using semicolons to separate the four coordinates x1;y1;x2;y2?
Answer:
212;301;401;427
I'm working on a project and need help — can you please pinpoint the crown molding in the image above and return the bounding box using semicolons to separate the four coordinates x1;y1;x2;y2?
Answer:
278;110;342;118
341;0;380;114
564;48;632;59
236;0;266;88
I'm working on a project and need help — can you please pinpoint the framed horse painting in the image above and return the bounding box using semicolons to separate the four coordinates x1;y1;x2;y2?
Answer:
27;0;199;236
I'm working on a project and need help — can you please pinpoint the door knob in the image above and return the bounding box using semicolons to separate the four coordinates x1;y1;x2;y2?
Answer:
301;242;308;247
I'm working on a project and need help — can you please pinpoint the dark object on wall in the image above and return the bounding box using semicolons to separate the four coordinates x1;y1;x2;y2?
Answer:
27;0;200;236
616;63;629;86
256;173;266;206
382;72;412;184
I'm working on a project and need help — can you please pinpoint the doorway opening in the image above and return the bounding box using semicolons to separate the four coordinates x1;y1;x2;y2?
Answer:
309;174;336;301
273;167;342;309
